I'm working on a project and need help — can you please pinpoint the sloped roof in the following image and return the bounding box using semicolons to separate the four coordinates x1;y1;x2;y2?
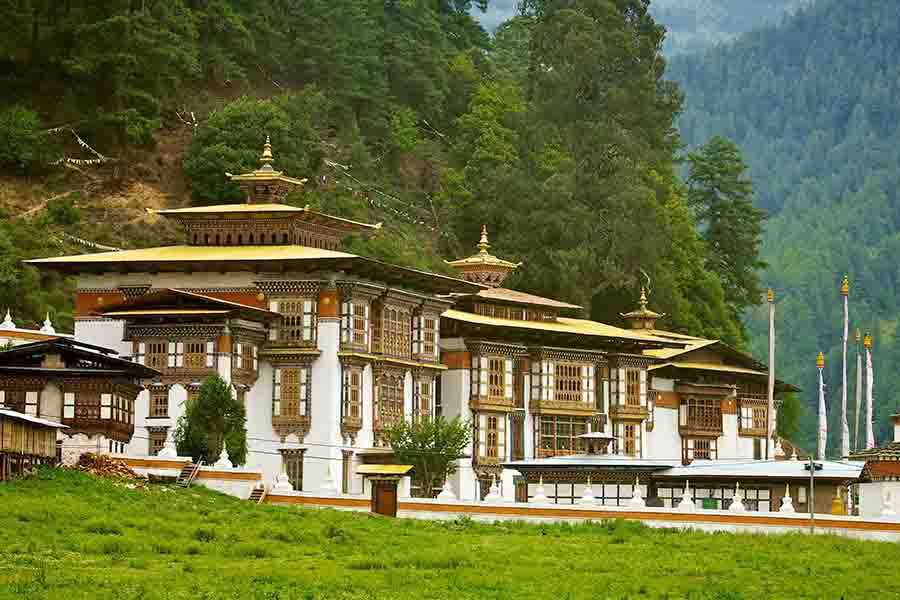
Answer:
466;287;582;311
154;204;382;234
99;289;278;322
0;408;68;429
0;338;158;379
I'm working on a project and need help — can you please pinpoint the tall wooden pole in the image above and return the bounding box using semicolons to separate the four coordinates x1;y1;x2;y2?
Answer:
854;329;862;452
817;352;827;461
767;288;776;459
840;277;850;458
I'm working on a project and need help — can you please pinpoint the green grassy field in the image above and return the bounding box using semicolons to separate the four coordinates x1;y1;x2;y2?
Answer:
1;469;897;599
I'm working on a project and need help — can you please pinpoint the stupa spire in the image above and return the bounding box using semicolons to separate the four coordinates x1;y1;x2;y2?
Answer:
446;225;521;288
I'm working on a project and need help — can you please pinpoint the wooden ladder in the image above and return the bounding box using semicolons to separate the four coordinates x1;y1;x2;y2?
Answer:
248;485;267;505
176;461;203;488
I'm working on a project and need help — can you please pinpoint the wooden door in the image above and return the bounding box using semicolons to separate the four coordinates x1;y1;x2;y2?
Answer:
371;480;398;517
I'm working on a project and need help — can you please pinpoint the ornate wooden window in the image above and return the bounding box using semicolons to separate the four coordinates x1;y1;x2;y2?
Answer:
342;366;363;428
680;396;722;433
472;356;513;405
281;449;305;491
537;415;588;457
340;301;369;351
613;421;641;457
476;412;506;461
273;366;310;420
143;341;168;370
372;304;412;359
148;429;166;455
555;363;581;403
528;480;638;506
374;372;404;444
530;360;555;402
233;342;258;373
414;377;434;418
270;299;317;346
0;390;27;414
683;438;718;463
412;314;439;361
739;401;768;436
598;366;610;412
149;388;169;418
183;342;207;370
625;369;641;406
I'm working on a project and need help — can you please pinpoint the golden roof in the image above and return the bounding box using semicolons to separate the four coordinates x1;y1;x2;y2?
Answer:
29;244;354;265
446;225;521;270
442;309;680;346
154;203;382;233
644;338;718;360
467;287;582;311
649;361;767;377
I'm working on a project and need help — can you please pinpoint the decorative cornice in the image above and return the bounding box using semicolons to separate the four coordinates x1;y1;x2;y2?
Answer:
254;280;322;295
467;340;529;359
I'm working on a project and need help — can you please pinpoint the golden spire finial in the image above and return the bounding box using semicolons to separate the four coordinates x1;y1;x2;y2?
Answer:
855;328;862;344
817;352;825;370
477;225;490;255
767;288;775;303
260;135;274;169
841;275;849;297
864;332;873;349
639;287;649;310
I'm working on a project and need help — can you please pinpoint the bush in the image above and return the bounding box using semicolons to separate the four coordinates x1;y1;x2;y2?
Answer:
0;106;48;170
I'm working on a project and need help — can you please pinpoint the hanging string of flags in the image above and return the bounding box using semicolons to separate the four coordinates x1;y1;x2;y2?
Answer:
45;125;114;166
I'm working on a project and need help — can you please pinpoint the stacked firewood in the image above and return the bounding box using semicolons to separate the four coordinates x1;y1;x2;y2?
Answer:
72;453;144;480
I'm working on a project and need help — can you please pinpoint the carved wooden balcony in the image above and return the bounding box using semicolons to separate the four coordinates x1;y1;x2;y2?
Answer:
470;395;515;412
61;415;134;442
272;415;311;440
609;403;649;421
530;399;597;416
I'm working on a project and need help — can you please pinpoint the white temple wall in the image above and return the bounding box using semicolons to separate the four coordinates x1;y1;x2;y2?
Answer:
305;319;342;493
719;413;740;459
243;361;283;484
40;383;63;423
646;407;680;461
356;363;375;448
857;481;900;519
74;318;131;356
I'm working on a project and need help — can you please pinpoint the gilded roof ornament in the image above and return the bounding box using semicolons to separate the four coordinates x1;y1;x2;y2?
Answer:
621;287;665;328
817;351;825;370
855;328;862;344
445;225;521;287
864;332;873;349
841;275;849;297
767;288;775;303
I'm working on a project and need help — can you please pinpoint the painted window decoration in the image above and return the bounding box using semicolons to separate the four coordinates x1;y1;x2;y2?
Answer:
415;377;434;418
739;402;768;434
149;430;166;455
625;369;641;406
472;356;514;403
538;415;588;457
0;390;28;414
373;305;412;358
233;342;258;373
340;301;370;350
273;366;311;420
63;391;133;426
680;396;722;432
476;413;507;460
270;298;317;345
530;360;556;402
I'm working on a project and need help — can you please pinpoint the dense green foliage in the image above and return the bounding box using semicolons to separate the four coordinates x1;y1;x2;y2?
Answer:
385;416;470;497
669;0;900;450
174;376;248;465
2;468;899;598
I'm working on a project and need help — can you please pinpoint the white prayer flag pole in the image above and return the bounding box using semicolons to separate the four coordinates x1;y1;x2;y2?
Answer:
817;352;827;460
767;288;776;458
840;277;850;458
865;333;875;450
854;329;862;452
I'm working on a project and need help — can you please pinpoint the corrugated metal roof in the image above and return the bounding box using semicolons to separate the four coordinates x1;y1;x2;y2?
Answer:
0;409;68;429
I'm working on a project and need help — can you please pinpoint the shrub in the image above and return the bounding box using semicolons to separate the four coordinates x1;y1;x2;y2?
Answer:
0;106;48;170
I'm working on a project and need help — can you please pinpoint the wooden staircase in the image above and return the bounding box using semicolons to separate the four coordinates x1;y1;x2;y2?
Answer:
248;485;267;505
176;461;203;488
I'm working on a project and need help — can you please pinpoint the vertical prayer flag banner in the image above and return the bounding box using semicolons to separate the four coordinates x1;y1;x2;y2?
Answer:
840;277;850;458
854;329;863;452
767;288;776;456
817;352;827;460
865;333;875;450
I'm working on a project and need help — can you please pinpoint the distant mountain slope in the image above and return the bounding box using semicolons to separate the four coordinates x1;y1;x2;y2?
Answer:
476;0;804;55
668;0;900;450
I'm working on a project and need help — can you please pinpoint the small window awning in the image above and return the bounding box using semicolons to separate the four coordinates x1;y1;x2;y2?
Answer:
356;464;414;476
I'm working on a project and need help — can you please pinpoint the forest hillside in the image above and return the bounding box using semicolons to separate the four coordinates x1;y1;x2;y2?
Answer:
669;0;900;449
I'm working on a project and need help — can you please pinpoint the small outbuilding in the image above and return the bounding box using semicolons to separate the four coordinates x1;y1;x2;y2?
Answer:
0;408;67;481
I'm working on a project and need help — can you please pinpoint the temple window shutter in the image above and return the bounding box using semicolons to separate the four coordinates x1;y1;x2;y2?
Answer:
135;342;146;365
530;362;541;400
639;370;647;406
299;368;308;416
0;390;4;408
618;368;626;406
100;393;112;419
433;319;440;360
273;369;282;416
341;301;349;343
167;342;176;368
235;343;243;369
25;391;38;415
64;393;75;419
363;304;370;349
176;342;184;368
302;299;314;341
252;346;258;371
206;341;216;368
269;300;279;341
479;357;488;395
504;358;514;399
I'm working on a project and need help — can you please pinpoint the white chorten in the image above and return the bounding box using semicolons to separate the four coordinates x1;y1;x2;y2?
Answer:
779;482;795;513
437;476;457;501
0;310;15;330
729;482;746;513
577;477;596;506
678;481;696;512
39;313;56;335
531;476;549;504
628;476;646;508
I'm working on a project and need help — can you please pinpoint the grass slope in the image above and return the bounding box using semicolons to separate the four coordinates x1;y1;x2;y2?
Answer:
1;469;897;599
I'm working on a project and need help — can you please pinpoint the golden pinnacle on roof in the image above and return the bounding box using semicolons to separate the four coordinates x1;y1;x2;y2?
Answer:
478;224;491;254
259;135;274;170
864;332;873;349
639;287;649;310
767;288;775;303
445;225;521;288
817;352;825;370
841;275;849;297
